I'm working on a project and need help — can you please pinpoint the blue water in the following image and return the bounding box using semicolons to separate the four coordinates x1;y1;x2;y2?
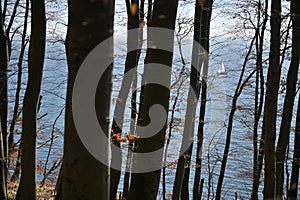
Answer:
6;2;300;198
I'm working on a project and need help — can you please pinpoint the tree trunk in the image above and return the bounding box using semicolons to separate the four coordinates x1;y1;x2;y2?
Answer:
275;0;300;198
0;119;7;200
193;1;213;199
15;0;46;199
0;0;9;182
251;1;268;199
8;0;29;168
263;0;281;199
288;1;300;199
110;0;141;198
127;1;178;199
62;0;115;199
288;91;300;200
172;1;209;198
0;1;8;200
215;31;258;200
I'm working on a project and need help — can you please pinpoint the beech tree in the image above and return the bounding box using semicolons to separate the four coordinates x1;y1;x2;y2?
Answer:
15;0;46;199
215;30;258;200
193;1;213;199
263;0;282;199
110;0;142;198
8;0;30;169
287;0;300;199
0;124;6;200
289;91;300;200
127;0;179;199
0;25;6;188
275;0;300;197
0;0;9;183
172;0;213;199
0;0;298;199
251;1;268;199
62;0;115;199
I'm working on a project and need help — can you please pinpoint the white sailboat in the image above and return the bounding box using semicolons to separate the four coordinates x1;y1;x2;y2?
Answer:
218;62;226;74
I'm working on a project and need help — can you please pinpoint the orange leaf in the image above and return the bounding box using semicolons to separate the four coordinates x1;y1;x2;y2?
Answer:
139;21;146;28
130;3;138;15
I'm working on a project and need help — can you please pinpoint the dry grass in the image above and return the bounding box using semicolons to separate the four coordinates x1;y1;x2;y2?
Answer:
7;181;56;200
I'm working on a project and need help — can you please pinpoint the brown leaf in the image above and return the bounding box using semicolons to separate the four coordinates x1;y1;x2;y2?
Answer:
139;21;146;28
130;3;138;15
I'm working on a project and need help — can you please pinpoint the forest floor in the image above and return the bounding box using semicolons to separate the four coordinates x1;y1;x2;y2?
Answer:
7;181;56;200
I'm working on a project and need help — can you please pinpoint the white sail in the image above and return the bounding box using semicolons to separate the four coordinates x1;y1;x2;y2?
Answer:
218;62;226;74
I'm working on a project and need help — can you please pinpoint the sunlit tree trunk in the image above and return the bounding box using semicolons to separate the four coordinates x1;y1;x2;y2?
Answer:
263;0;281;199
0;119;7;200
172;2;201;199
127;1;178;199
15;0;46;199
110;0;141;198
251;1;268;199
122;0;146;199
0;0;9;183
193;1;213;199
62;0;115;199
173;0;213;199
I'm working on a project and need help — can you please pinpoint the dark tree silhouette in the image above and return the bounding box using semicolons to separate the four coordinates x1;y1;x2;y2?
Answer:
263;0;281;199
8;0;29;177
172;1;213;199
15;0;46;199
215;33;257;200
110;0;142;199
275;0;300;197
287;0;300;199
289;91;300;200
127;0;179;199
0;0;8;200
0;0;9;187
251;1;268;199
62;0;115;199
